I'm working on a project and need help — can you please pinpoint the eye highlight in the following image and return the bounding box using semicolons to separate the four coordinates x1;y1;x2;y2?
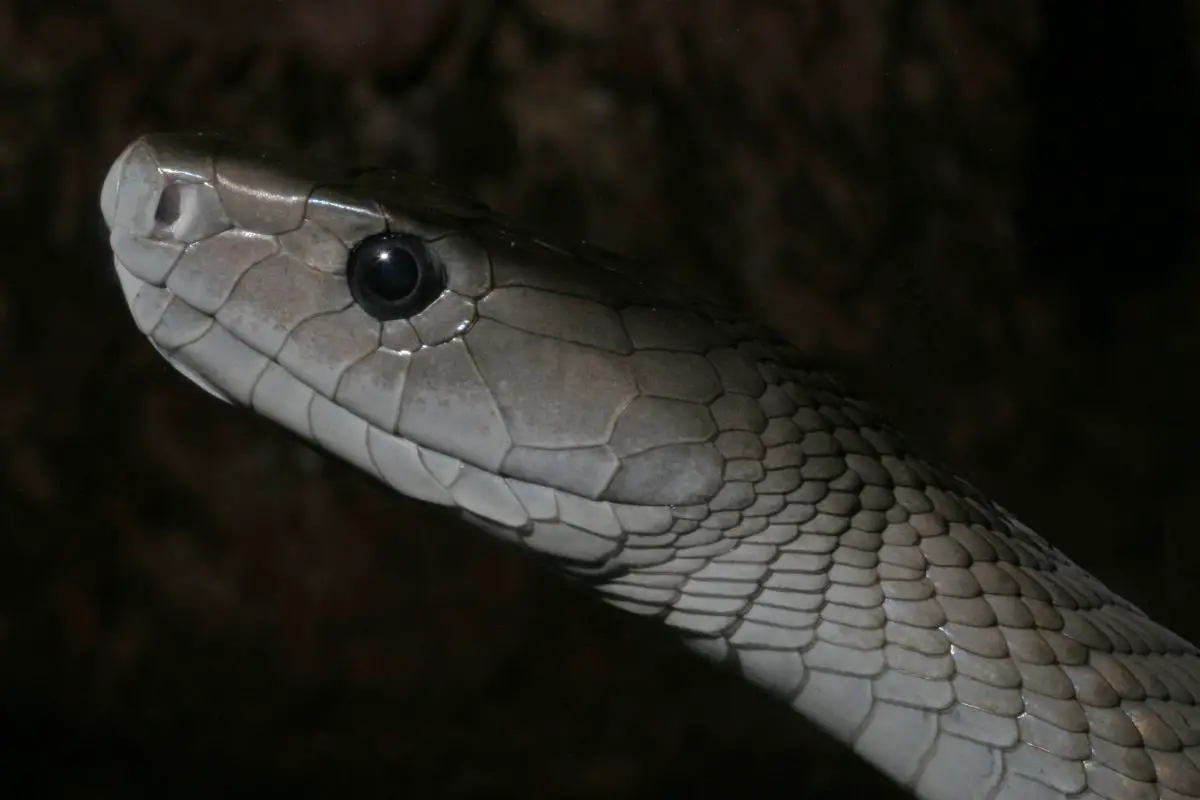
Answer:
346;232;445;320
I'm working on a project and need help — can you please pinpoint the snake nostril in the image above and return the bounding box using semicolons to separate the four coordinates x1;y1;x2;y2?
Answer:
155;183;182;227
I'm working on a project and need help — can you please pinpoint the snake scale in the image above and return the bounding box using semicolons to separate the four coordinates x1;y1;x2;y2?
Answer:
100;133;1200;800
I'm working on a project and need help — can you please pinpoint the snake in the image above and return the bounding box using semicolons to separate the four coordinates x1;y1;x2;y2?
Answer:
99;133;1200;800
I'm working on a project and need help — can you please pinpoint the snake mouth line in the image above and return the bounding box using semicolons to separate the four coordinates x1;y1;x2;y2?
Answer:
112;244;662;539
111;245;533;509
112;252;353;415
113;256;236;405
113;247;650;566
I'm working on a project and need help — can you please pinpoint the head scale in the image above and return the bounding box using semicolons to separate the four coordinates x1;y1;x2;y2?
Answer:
101;134;779;569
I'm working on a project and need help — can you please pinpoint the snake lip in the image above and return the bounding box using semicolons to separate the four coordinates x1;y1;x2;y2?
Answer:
110;255;234;405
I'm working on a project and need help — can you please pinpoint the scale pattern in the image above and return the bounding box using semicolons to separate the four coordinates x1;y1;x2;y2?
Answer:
590;357;1200;800
101;134;1200;800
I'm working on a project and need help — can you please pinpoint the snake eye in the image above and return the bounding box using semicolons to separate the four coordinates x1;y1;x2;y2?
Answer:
346;232;444;320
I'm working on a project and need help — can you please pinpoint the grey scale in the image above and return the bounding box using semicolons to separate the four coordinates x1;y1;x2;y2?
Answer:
100;133;1200;800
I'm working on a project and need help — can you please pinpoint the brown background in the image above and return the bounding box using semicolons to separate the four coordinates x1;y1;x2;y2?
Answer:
1;1;1198;797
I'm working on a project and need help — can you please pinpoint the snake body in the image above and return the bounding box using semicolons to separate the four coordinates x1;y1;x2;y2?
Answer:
100;133;1200;800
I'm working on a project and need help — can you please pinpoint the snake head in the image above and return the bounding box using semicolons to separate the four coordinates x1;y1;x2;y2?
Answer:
101;133;788;564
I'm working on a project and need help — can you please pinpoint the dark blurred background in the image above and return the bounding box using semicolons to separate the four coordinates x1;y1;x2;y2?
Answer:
1;1;1198;797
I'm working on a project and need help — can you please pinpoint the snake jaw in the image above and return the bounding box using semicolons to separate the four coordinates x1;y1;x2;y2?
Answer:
149;340;234;406
109;253;233;406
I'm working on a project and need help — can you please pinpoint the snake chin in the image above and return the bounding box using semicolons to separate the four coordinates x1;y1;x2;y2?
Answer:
153;342;234;405
110;253;233;406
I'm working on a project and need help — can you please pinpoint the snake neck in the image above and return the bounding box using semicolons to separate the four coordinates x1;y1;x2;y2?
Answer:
511;366;1200;800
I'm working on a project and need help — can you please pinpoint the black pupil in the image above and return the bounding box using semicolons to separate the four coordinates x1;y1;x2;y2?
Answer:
364;244;419;301
347;232;442;321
